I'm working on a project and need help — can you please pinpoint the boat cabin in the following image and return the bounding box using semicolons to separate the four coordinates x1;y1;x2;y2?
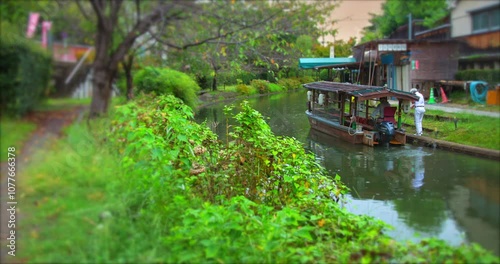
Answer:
304;81;419;146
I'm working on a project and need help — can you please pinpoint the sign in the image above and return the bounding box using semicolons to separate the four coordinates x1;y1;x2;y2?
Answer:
26;12;40;38
378;43;407;51
41;21;52;48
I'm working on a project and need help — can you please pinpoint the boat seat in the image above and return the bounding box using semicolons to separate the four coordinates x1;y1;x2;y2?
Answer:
383;107;397;124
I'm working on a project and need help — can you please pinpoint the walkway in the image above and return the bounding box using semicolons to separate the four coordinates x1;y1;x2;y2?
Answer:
388;100;500;118
0;106;88;264
425;103;500;118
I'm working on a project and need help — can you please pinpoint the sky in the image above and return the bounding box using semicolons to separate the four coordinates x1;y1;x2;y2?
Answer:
321;0;384;43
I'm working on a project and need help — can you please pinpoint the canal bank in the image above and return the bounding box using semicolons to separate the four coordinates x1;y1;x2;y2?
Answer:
195;91;500;257
406;134;500;161
397;101;500;160
198;92;500;160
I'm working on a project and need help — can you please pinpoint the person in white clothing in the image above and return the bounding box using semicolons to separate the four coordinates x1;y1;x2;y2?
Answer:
410;88;425;136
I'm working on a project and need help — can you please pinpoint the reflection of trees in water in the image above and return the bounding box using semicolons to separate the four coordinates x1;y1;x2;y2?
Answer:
467;189;500;228
394;191;447;233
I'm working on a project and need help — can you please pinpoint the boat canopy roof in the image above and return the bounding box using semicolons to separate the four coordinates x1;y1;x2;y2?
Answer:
299;58;356;69
303;81;419;101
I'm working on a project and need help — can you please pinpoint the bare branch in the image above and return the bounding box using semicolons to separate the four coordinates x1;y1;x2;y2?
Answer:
76;0;92;21
135;0;141;24
90;0;105;25
148;8;280;51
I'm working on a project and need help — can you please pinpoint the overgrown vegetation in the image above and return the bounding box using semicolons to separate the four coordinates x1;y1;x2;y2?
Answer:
0;118;36;161
133;67;200;109
455;69;500;85
19;94;499;263
0;21;52;117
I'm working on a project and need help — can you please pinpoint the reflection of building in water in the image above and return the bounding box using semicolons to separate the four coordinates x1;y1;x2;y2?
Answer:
307;129;422;200
448;179;500;256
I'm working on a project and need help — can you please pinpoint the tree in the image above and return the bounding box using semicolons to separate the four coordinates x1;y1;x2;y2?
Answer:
83;0;194;117
85;0;303;116
361;0;449;42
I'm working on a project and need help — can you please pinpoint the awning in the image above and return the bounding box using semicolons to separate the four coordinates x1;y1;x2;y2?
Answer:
303;81;418;101
299;57;356;69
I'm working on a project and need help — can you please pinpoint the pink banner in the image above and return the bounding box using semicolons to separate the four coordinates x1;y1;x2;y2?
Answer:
41;21;52;48
26;12;40;38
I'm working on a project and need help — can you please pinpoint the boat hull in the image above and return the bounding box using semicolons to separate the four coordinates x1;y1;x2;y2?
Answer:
306;111;406;146
306;111;364;144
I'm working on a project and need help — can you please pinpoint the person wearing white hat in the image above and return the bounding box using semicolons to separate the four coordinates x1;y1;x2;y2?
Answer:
410;88;425;136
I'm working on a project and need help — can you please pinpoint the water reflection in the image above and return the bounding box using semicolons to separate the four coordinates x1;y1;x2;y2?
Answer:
411;148;425;190
195;91;500;256
306;129;499;255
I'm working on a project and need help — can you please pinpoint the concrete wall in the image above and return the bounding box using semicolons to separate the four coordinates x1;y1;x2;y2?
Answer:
451;0;498;37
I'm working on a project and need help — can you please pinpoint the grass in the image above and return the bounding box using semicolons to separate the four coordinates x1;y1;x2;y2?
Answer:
36;97;91;111
0;118;37;161
15;99;500;263
18;121;133;263
400;109;500;150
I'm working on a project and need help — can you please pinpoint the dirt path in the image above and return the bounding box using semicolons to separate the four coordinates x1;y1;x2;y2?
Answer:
0;105;88;264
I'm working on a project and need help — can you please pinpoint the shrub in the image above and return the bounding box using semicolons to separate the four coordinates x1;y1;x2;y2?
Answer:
195;73;212;90
0;22;52;117
250;79;270;94
277;78;302;90
455;69;500;85
133;67;200;109
236;84;257;95
297;76;315;84
268;83;283;92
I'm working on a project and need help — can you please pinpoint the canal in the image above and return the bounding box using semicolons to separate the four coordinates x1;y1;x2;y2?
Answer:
195;90;500;256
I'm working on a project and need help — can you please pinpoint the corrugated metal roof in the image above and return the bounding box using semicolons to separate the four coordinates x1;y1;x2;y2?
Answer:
299;57;356;69
303;81;419;101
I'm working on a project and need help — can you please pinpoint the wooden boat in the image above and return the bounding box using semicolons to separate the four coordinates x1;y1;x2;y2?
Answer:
304;81;419;146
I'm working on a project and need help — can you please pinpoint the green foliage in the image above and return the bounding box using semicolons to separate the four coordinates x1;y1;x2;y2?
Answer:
0;22;52;117
133;66;200;109
313;38;357;58
268;83;284;92
278;78;302;91
401;110;500;150
296;35;314;57
0;117;37;161
455;69;500;85
361;0;449;42
18;94;500;263
250;79;271;94
236;84;258;95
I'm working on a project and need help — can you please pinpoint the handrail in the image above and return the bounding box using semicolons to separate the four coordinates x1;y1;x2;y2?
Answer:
65;47;94;85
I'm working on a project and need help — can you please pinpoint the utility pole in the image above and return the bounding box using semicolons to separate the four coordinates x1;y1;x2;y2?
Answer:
408;13;412;40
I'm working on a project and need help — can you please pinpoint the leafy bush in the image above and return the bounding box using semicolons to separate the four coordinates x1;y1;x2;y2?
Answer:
18;95;500;263
455;69;500;85
277;78;302;90
236;84;257;95
250;79;270;94
0;21;52;116
297;75;315;84
268;83;283;92
194;73;213;90
133;66;200;108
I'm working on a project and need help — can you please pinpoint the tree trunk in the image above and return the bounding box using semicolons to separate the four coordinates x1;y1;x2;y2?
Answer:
89;65;114;117
122;56;134;100
211;72;217;91
126;71;134;100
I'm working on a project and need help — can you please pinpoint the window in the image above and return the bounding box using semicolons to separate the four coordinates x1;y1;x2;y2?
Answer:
472;6;500;33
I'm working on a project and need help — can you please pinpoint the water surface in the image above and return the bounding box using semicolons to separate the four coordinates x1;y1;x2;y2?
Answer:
195;91;500;256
